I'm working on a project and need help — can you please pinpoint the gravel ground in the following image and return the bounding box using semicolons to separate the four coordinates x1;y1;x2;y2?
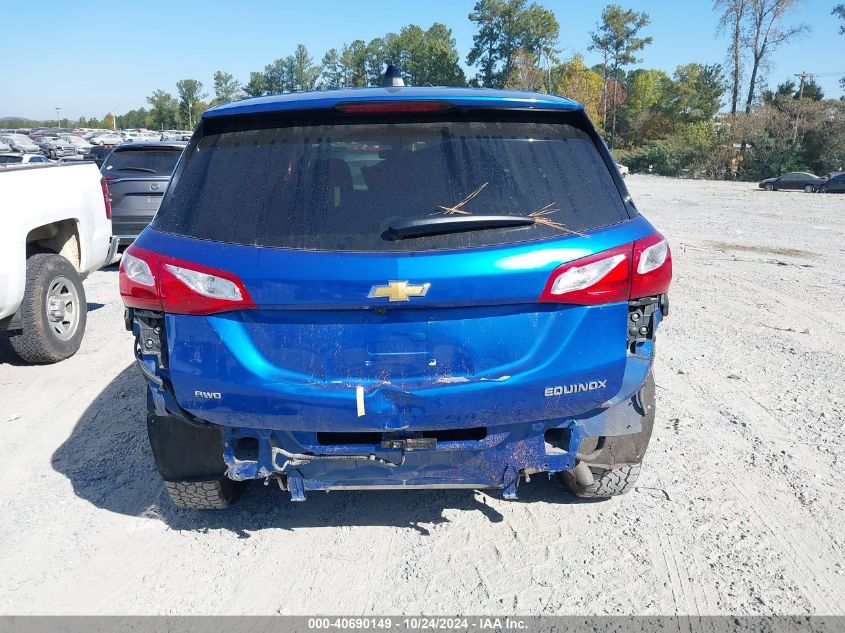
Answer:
0;175;843;615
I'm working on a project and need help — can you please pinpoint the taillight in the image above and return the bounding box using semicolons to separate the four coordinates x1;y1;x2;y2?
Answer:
631;232;672;299
539;232;672;305
100;177;112;219
119;245;255;315
539;244;632;305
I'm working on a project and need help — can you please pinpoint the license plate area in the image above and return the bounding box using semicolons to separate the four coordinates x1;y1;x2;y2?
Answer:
315;427;488;449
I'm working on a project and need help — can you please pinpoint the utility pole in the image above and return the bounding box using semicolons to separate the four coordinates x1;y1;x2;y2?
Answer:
794;71;812;99
792;71;813;142
55;107;61;129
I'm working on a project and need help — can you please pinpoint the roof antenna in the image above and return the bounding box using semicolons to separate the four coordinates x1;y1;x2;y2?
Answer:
382;64;405;87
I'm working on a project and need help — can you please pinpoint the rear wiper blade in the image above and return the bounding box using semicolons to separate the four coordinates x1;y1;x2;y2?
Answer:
114;166;157;173
384;215;535;241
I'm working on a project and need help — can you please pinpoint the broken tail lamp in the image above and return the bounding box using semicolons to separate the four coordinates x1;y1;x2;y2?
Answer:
540;232;672;305
119;245;255;315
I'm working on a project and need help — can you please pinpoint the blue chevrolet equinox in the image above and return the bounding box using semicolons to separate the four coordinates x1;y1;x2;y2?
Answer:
120;76;672;509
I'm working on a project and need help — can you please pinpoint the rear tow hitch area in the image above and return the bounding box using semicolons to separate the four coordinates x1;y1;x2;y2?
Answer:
224;421;593;502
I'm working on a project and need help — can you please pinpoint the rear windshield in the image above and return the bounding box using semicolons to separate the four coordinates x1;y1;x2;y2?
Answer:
154;115;627;252
102;147;182;176
0;155;23;164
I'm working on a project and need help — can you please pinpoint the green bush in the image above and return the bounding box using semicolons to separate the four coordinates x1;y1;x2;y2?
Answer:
613;122;734;179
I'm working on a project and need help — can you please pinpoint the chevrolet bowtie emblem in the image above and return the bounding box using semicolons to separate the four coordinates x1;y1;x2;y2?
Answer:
368;280;431;302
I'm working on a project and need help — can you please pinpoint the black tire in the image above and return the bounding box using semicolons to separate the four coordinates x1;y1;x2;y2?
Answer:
9;253;87;364
561;371;655;498
764;183;774;191
819;186;827;193
804;185;815;193
147;387;245;510
163;479;245;510
562;464;642;498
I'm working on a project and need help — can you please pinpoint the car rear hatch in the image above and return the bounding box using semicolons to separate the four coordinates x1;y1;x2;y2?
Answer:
132;106;651;433
102;145;183;239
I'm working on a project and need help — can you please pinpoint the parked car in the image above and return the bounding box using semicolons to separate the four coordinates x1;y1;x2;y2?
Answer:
0;153;51;167
819;172;845;193
0;162;118;362
119;77;672;510
0;140;10;152
87;144;114;168
102;141;186;246
758;172;825;192
90;133;122;146
38;137;78;160
0;133;40;153
60;134;94;155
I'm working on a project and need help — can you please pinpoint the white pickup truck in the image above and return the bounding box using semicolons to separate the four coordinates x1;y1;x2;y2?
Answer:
0;162;118;363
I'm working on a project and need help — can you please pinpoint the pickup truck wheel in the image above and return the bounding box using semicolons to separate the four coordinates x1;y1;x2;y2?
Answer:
163;479;245;510
9;253;86;363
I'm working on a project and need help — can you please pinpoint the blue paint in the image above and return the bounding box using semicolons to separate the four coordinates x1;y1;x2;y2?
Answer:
203;86;583;119
133;85;667;499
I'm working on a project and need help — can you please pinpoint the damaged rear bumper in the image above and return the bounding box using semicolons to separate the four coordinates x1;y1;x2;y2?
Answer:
142;316;655;501
212;345;652;501
225;421;576;500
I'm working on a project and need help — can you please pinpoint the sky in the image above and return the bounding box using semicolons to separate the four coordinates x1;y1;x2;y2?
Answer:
2;0;843;121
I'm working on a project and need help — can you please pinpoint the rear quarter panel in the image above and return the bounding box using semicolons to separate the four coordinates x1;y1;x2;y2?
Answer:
0;163;111;319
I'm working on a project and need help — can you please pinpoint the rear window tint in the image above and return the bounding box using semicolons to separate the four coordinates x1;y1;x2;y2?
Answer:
0;155;23;164
103;148;182;176
154;117;627;252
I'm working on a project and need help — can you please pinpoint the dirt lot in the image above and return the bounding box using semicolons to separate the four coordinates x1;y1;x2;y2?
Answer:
0;175;843;615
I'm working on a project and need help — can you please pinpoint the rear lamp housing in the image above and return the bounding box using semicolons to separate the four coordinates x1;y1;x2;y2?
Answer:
119;245;255;315
540;232;671;305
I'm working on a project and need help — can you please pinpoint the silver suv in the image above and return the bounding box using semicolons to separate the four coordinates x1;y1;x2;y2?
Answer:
101;141;186;246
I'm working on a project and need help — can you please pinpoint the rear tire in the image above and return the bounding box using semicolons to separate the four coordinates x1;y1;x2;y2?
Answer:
764;183;774;191
804;184;815;193
562;464;641;498
561;371;654;499
9;253;86;364
163;479;245;510
146;387;246;510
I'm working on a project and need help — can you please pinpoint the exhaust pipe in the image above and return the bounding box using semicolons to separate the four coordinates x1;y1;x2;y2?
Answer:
570;462;595;487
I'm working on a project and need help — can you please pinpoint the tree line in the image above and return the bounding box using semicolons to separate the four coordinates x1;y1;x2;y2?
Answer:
6;0;845;180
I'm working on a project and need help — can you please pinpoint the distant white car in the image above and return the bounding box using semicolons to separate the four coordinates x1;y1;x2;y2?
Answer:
90;133;122;145
616;163;629;177
0;152;52;167
0;140;10;152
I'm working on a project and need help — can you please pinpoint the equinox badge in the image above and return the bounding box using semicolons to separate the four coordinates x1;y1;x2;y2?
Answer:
368;280;430;302
544;380;607;396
